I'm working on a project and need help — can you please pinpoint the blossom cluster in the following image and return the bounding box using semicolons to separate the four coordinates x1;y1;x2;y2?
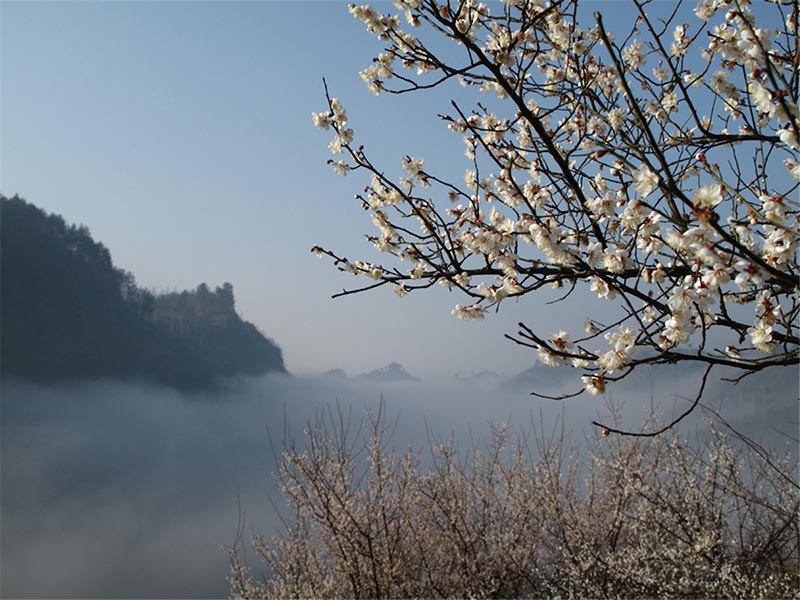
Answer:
312;0;799;400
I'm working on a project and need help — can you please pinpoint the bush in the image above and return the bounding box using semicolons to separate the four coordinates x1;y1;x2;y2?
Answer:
229;407;799;598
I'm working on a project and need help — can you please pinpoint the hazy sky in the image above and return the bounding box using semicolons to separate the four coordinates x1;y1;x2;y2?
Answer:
3;0;613;379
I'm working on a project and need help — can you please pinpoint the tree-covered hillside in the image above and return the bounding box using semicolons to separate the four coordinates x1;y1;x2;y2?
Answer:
1;195;285;388
152;283;285;381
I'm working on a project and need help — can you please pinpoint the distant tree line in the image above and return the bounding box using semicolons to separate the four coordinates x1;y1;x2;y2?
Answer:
1;195;285;389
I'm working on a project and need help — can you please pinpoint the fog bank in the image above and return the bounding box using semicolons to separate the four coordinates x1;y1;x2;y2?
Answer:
2;367;796;598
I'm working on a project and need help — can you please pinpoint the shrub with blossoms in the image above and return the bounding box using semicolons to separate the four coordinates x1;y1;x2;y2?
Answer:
310;0;799;432
229;407;799;598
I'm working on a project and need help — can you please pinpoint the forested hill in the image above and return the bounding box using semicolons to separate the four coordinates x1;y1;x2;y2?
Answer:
0;195;286;389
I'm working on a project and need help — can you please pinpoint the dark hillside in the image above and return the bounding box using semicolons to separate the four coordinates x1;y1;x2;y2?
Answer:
0;195;285;388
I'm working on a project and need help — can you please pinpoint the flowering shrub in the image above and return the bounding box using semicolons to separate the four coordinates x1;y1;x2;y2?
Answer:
229;407;799;598
310;0;799;424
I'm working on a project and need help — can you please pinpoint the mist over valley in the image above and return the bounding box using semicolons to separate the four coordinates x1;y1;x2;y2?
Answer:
2;364;796;598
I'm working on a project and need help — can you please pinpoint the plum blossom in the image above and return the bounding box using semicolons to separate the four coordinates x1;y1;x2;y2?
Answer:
538;347;565;367
755;289;779;325
605;326;635;351
606;107;626;132
747;318;776;353
451;303;486;320
748;80;775;116
778;128;799;149
590;277;616;300
784;159;800;181
548;330;574;352
596;347;632;373
762;226;797;266
402;156;424;177
693;185;723;209
602;246;632;274
311;112;332;130
332;160;349;176
585;242;603;268
694;0;720;20
631;163;659;196
582;373;607;395
622;40;645;69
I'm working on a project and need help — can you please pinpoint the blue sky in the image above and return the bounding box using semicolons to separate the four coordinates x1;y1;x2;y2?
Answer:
2;0;665;379
1;0;554;378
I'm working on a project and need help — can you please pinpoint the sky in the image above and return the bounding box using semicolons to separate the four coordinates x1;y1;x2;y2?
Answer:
0;0;602;380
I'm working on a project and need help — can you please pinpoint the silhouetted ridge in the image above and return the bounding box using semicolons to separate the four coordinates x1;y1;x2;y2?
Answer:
0;195;285;388
357;362;419;383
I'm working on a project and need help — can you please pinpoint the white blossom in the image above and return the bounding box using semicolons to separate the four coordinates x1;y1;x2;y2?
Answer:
332;160;349;175
582;373;607;395
451;303;486;320
590;277;616;300
693;185;724;209
311;112;332;130
747;318;776;352
631;163;659;196
622;40;645;69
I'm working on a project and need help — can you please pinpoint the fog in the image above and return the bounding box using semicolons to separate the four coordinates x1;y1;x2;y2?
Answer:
2;367;796;598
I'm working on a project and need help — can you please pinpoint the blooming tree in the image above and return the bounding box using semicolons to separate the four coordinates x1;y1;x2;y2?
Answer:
311;0;799;432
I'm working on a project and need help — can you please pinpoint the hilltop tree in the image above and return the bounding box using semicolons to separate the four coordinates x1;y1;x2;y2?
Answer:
310;0;799;434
